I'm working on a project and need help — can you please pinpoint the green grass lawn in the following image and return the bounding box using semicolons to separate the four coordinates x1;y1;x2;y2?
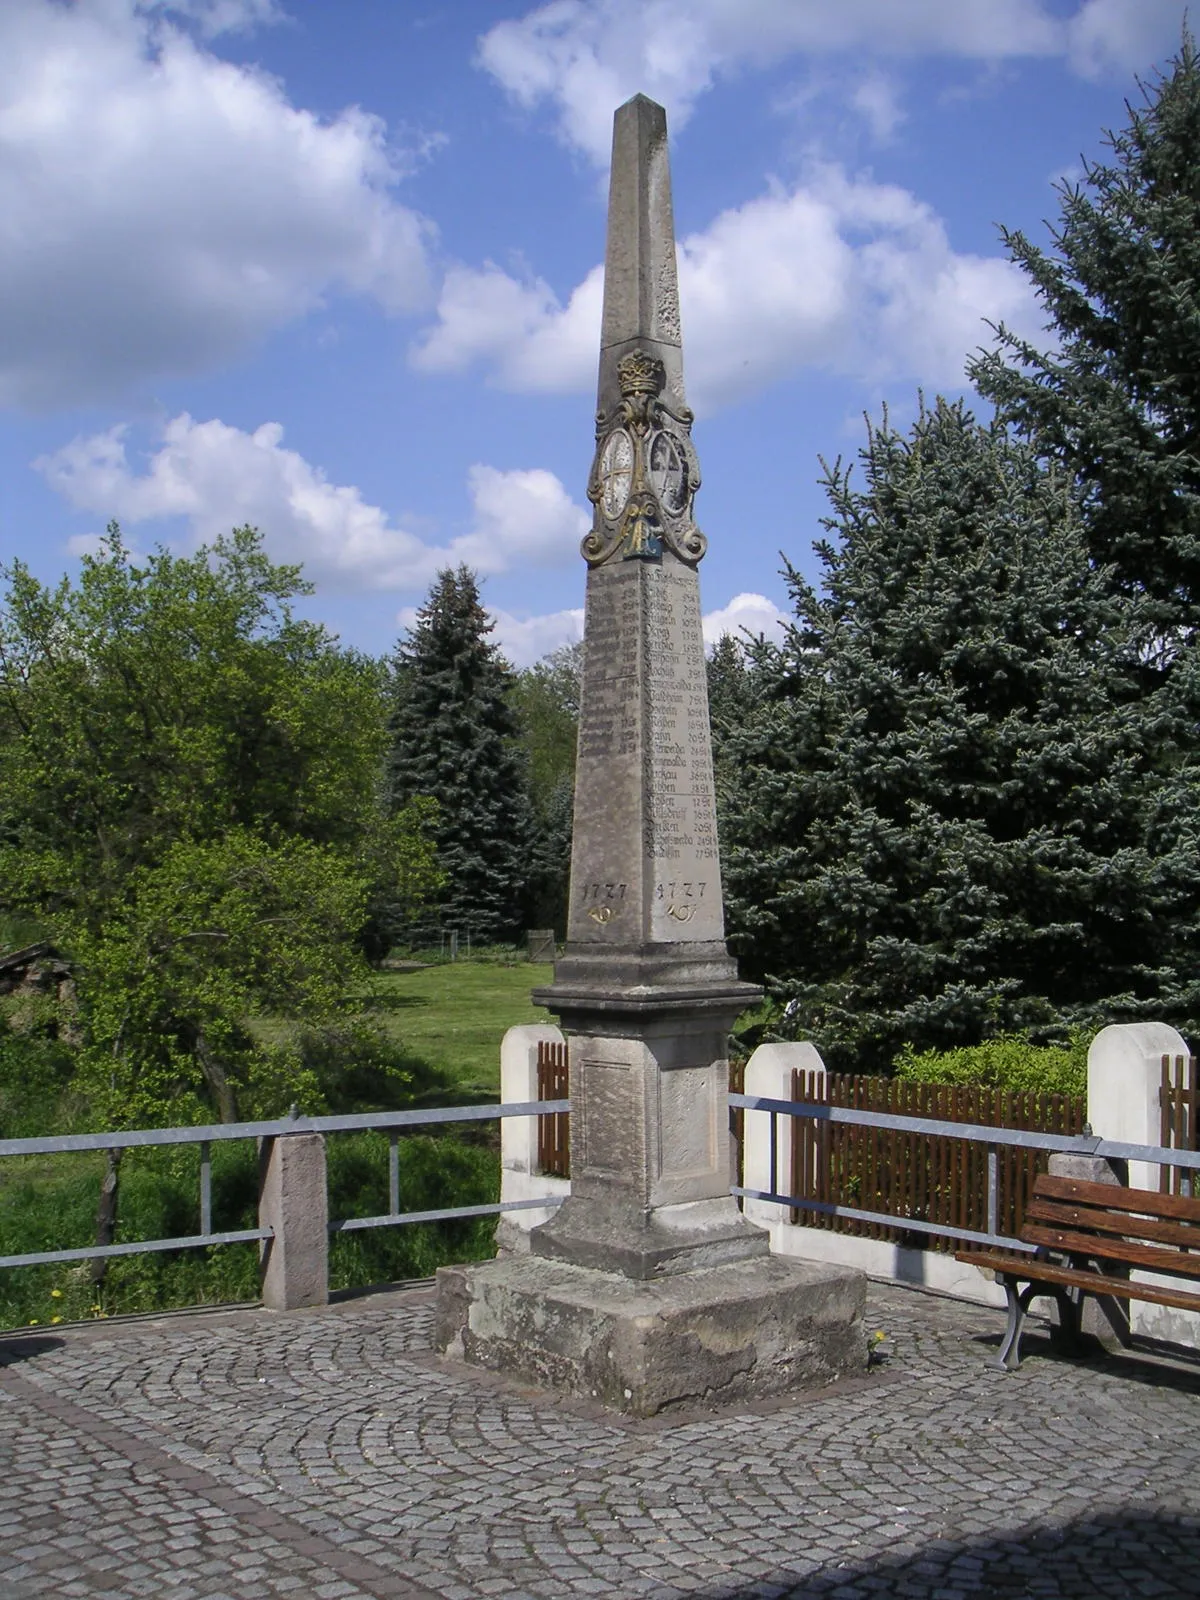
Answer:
362;960;554;1098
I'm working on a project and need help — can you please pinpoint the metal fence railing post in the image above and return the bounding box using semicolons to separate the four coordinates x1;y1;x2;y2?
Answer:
388;1133;400;1217
199;1141;212;1237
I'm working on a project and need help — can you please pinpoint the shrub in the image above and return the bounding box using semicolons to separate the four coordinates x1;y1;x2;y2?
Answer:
893;1033;1088;1099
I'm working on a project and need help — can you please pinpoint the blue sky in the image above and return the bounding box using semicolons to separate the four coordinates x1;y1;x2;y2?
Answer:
0;0;1191;665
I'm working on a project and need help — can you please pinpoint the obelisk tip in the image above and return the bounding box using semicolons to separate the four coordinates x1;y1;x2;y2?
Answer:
615;92;666;116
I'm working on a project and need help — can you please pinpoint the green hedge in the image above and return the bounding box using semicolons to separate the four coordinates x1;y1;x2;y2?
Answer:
893;1033;1088;1099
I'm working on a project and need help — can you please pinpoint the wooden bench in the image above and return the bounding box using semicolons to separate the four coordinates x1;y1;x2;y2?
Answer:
955;1173;1200;1370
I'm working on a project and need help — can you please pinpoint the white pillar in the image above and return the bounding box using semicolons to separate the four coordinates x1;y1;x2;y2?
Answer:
1087;1021;1195;1347
495;1023;569;1253
1087;1022;1188;1193
742;1042;825;1244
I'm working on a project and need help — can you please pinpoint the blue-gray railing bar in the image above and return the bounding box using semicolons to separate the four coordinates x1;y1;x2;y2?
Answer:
329;1195;566;1234
728;1093;1200;1173
0;1227;272;1271
0;1098;570;1159
0;1099;571;1273
731;1185;1038;1253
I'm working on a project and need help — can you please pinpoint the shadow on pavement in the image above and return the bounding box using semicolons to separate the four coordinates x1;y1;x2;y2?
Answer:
969;1322;1200;1398
0;1334;64;1366
706;1509;1200;1599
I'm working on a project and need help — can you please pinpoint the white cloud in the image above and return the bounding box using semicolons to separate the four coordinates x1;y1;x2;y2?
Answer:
477;0;1065;164
488;606;585;668
452;465;588;571
411;165;1040;412
0;0;434;408
850;71;906;143
35;414;588;591
1066;0;1189;79
159;0;287;38
702;592;789;648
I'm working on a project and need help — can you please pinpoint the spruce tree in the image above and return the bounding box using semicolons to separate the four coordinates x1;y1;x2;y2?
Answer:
511;641;581;934
721;399;1193;1072
969;35;1200;664
386;566;532;945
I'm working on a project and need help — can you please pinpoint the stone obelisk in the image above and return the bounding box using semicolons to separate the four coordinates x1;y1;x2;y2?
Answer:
526;93;766;1278
435;96;864;1415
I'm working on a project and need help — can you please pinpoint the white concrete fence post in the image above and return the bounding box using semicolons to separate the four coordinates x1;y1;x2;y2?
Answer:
741;1042;824;1244
1085;1021;1197;1347
258;1132;328;1310
1086;1021;1189;1192
495;1023;569;1254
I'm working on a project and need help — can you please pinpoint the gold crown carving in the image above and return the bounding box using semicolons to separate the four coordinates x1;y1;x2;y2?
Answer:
617;349;664;397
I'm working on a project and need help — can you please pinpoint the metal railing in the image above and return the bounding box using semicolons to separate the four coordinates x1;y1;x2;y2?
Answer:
729;1093;1200;1253
0;1099;569;1271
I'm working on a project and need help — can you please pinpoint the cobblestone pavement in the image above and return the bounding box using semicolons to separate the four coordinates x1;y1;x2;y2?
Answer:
2;1277;1200;1600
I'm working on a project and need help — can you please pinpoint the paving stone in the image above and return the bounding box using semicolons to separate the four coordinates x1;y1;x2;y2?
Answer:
1;1282;1199;1597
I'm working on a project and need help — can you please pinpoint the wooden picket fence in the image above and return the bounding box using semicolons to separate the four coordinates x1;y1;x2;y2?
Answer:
533;1044;1200;1239
536;1038;570;1178
789;1071;1086;1250
1160;1054;1199;1196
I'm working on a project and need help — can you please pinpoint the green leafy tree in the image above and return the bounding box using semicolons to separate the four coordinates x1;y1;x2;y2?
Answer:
969;35;1200;666
0;524;440;1122
70;829;370;1129
721;399;1195;1072
386;566;533;945
512;640;582;934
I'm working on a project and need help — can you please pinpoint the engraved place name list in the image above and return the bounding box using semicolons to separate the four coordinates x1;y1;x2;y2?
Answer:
566;556;725;946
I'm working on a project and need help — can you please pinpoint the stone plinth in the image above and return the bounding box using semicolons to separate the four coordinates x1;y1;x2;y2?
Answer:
436;1252;866;1417
527;990;765;1279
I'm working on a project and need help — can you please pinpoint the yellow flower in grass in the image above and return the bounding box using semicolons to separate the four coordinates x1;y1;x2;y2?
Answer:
49;1289;62;1299
50;1316;62;1325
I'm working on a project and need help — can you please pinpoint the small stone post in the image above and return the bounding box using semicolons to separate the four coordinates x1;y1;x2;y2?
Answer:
258;1133;328;1311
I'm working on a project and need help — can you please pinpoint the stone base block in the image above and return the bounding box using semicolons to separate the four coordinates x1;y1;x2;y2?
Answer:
531;1193;769;1279
435;1252;867;1417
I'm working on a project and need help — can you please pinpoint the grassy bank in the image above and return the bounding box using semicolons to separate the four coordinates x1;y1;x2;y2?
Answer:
0;959;554;1331
363;959;553;1095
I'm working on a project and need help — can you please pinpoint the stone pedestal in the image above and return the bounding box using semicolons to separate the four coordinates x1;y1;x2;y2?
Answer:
437;1253;866;1417
527;989;764;1279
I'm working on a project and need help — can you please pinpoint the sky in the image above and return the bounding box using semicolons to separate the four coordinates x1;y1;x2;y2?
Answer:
0;0;1193;667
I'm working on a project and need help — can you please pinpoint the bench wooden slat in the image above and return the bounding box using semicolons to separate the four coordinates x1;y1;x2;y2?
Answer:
956;1172;1200;1369
1036;1173;1200;1222
955;1250;1200;1314
1024;1196;1200;1252
1021;1221;1200;1280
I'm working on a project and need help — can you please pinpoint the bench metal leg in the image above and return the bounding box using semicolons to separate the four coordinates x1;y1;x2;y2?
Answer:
990;1279;1038;1371
1048;1285;1082;1352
